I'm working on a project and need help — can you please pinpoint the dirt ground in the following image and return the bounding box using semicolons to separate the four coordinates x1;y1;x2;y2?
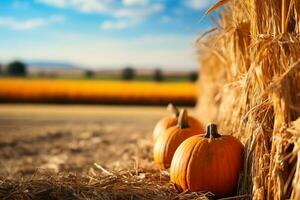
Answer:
0;104;214;200
0;104;172;175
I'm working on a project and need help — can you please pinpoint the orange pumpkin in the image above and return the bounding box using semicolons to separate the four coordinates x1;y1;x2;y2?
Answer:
153;109;201;169
170;124;244;197
153;103;204;142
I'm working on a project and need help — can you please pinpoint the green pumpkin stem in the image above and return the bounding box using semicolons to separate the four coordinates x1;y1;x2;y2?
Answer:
167;103;180;117
178;109;189;128
205;124;221;138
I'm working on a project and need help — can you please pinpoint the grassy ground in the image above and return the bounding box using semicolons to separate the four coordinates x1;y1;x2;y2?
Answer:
0;104;212;200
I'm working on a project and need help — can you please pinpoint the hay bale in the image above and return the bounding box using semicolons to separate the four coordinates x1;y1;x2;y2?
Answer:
197;0;300;199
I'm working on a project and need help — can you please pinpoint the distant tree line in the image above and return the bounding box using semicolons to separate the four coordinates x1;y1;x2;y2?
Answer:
0;60;27;76
120;67;198;82
154;68;163;82
85;70;94;78
122;67;135;80
189;71;198;82
0;60;199;82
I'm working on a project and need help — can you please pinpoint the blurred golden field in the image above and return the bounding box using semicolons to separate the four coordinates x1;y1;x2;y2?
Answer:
0;78;197;105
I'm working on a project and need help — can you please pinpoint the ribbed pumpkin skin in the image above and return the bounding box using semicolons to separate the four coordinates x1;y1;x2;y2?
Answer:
153;116;177;141
170;135;243;197
153;126;200;169
153;116;204;142
187;117;205;134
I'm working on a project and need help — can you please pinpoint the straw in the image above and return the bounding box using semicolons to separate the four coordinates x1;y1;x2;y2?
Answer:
197;0;300;199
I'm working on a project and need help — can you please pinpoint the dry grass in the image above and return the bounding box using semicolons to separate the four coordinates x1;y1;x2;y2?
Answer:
0;169;218;200
0;105;218;200
0;78;196;105
197;0;300;199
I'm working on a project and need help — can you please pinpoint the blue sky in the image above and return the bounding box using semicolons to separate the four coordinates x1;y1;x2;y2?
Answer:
0;0;217;70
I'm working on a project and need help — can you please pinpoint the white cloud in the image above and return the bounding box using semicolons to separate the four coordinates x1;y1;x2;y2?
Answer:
0;17;46;30
184;0;215;10
122;0;148;6
36;0;163;17
36;0;110;12
100;17;142;30
0;15;65;30
113;3;163;18
36;0;66;7
101;20;130;30
36;0;164;30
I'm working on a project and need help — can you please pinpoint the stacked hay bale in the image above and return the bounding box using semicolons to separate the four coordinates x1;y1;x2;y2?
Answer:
197;0;300;199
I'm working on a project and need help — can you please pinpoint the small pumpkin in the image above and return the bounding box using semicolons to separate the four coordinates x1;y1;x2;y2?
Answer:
153;109;201;169
170;124;244;197
153;103;204;142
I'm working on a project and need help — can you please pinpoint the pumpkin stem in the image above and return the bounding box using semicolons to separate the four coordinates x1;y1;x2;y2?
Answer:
167;103;180;117
178;109;189;128
205;124;221;138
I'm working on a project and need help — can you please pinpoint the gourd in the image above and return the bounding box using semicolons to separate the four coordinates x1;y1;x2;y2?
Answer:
170;124;244;197
153;103;204;142
153;109;201;169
